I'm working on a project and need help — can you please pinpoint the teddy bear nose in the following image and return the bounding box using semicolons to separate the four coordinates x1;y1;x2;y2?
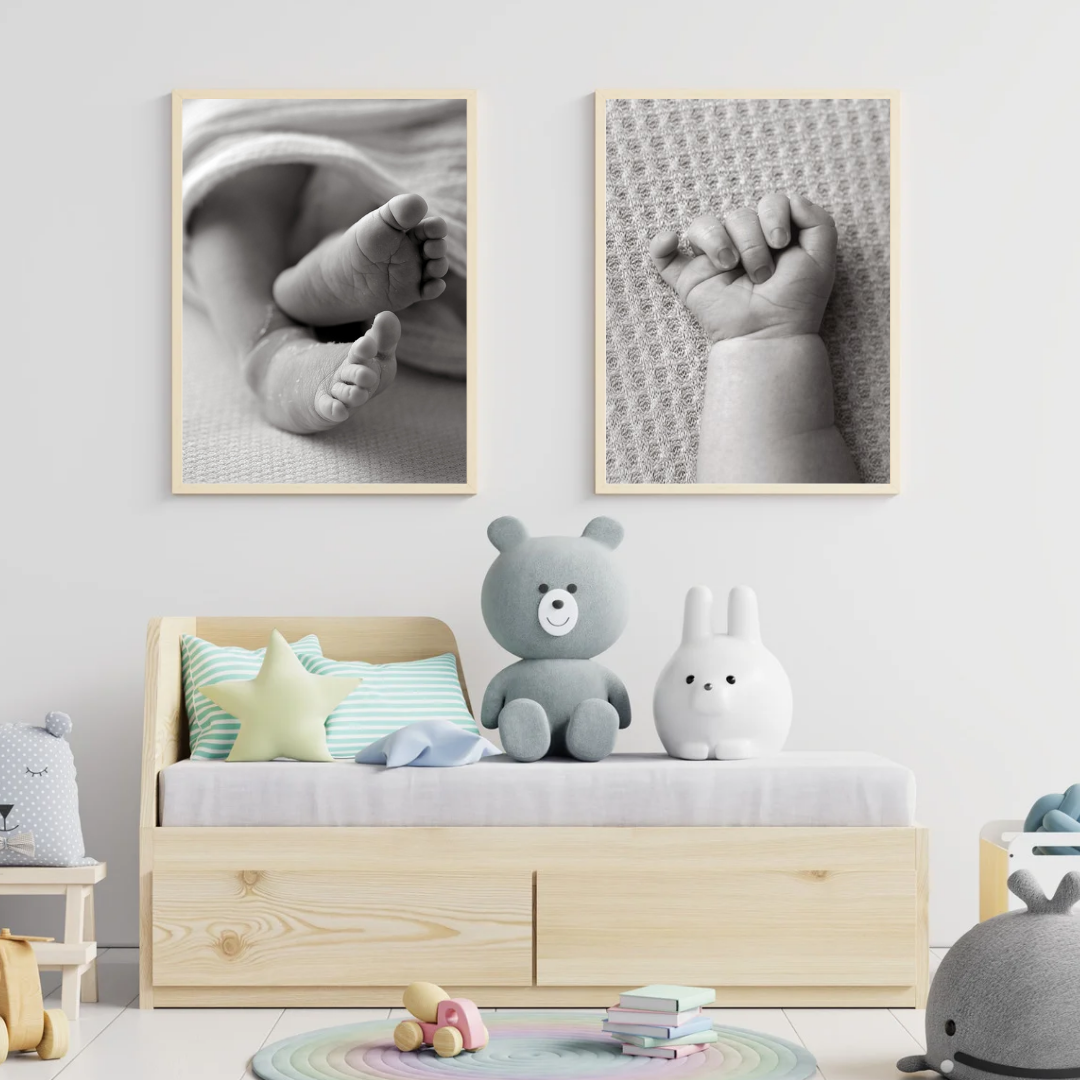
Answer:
0;805;13;820
551;599;564;609
703;683;713;691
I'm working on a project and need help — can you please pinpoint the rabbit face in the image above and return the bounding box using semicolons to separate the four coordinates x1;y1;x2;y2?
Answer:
653;586;792;761
679;638;759;717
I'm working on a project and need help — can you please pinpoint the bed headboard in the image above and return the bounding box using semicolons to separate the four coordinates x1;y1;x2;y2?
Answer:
140;616;471;829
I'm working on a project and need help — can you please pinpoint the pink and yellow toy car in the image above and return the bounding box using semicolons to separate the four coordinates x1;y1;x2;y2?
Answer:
393;981;489;1058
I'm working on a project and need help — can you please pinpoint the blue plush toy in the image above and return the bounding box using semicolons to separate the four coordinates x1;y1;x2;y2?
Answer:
1024;784;1080;855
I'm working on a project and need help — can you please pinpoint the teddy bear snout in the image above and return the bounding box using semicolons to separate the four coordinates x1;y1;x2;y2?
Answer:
537;588;580;637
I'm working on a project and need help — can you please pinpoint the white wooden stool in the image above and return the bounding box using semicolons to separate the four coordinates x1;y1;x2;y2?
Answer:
0;863;106;1020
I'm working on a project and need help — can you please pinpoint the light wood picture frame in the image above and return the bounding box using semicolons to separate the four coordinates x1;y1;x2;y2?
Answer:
595;90;899;495
172;89;477;495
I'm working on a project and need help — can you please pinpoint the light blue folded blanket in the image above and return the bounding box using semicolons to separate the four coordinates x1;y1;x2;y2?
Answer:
356;720;502;768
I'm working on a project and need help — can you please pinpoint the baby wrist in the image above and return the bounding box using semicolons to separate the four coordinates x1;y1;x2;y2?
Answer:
703;334;837;438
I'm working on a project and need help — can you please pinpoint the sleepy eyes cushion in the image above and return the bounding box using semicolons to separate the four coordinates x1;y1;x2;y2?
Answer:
0;712;95;866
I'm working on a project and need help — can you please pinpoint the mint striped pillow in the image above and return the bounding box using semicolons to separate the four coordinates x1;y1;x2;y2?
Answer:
297;651;477;758
182;634;323;760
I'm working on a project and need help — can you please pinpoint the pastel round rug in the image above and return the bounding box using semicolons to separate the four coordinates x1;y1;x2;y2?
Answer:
251;1012;818;1079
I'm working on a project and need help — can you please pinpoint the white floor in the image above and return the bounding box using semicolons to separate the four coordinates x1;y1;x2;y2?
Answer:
10;949;948;1079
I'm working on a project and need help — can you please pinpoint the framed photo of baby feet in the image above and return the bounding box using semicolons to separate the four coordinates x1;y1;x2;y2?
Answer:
595;90;899;494
172;89;476;493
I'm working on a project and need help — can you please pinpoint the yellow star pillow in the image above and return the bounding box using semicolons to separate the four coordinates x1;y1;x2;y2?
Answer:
198;630;361;762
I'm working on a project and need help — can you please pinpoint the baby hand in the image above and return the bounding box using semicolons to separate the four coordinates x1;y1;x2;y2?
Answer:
649;194;837;343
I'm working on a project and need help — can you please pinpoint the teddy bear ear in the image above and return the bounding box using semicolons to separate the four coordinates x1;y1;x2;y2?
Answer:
582;517;624;550
44;711;72;739
488;517;530;553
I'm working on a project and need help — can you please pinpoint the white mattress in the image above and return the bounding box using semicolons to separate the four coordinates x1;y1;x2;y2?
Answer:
159;751;915;828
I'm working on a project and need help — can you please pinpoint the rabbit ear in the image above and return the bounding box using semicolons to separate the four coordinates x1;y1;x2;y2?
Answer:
682;586;713;644
727;587;761;642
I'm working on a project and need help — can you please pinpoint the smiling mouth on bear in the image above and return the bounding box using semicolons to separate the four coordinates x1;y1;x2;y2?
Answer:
954;1051;1080;1078
545;616;570;628
0;822;20;833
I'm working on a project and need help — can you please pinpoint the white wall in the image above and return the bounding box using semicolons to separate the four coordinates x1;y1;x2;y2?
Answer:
1;0;1078;948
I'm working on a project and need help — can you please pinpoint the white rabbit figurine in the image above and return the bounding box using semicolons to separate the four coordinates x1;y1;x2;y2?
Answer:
654;585;792;760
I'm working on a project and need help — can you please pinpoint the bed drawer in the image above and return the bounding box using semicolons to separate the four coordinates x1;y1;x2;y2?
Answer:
535;867;918;987
153;868;533;987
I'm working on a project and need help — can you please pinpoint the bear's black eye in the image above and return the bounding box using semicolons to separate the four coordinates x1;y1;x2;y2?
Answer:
538;584;549;593
945;1020;956;1037
25;767;47;777
686;675;694;684
726;675;736;684
567;584;577;594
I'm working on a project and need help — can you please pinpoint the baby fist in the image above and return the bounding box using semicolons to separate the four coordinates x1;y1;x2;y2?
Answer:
650;194;837;343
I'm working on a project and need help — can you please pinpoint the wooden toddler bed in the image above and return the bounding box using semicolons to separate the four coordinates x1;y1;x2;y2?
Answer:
140;616;928;1009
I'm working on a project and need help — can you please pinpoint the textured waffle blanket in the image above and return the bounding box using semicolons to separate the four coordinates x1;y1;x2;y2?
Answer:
604;97;891;484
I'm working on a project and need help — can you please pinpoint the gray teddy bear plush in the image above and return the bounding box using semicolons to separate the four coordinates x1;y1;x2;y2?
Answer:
898;869;1080;1078
480;516;630;762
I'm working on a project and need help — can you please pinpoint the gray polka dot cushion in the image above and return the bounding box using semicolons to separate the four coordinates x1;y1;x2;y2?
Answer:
0;712;95;866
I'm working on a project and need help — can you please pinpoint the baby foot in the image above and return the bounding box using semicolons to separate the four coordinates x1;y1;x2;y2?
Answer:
243;311;399;435
272;194;449;326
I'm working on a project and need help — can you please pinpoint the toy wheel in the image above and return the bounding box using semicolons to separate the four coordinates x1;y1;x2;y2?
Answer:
37;1009;68;1060
433;1025;464;1058
0;1015;8;1062
394;1020;424;1052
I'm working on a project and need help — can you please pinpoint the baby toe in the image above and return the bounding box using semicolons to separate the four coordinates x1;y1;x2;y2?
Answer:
420;278;447;300
383;193;428;231
315;392;348;423
422;238;447;260
338;362;380;389
414;215;447;240
369;310;402;352
424;256;449;279
331;382;371;408
348;333;380;362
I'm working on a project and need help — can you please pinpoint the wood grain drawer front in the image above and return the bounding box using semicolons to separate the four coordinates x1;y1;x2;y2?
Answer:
153;869;533;988
536;868;917;988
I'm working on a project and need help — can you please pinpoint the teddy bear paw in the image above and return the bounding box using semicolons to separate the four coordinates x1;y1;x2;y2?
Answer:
499;700;551;762
566;699;619;762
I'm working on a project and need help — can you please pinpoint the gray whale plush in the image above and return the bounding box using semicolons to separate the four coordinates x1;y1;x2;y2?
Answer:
898;869;1080;1078
480;516;630;762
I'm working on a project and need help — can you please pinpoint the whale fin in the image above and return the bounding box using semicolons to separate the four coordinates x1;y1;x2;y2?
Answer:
1049;871;1080;914
896;1055;932;1074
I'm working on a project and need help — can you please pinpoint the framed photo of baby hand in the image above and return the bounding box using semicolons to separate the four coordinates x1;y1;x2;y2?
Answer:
595;90;898;494
173;89;476;494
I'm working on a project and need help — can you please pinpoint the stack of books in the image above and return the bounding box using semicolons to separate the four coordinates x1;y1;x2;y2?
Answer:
602;984;717;1059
